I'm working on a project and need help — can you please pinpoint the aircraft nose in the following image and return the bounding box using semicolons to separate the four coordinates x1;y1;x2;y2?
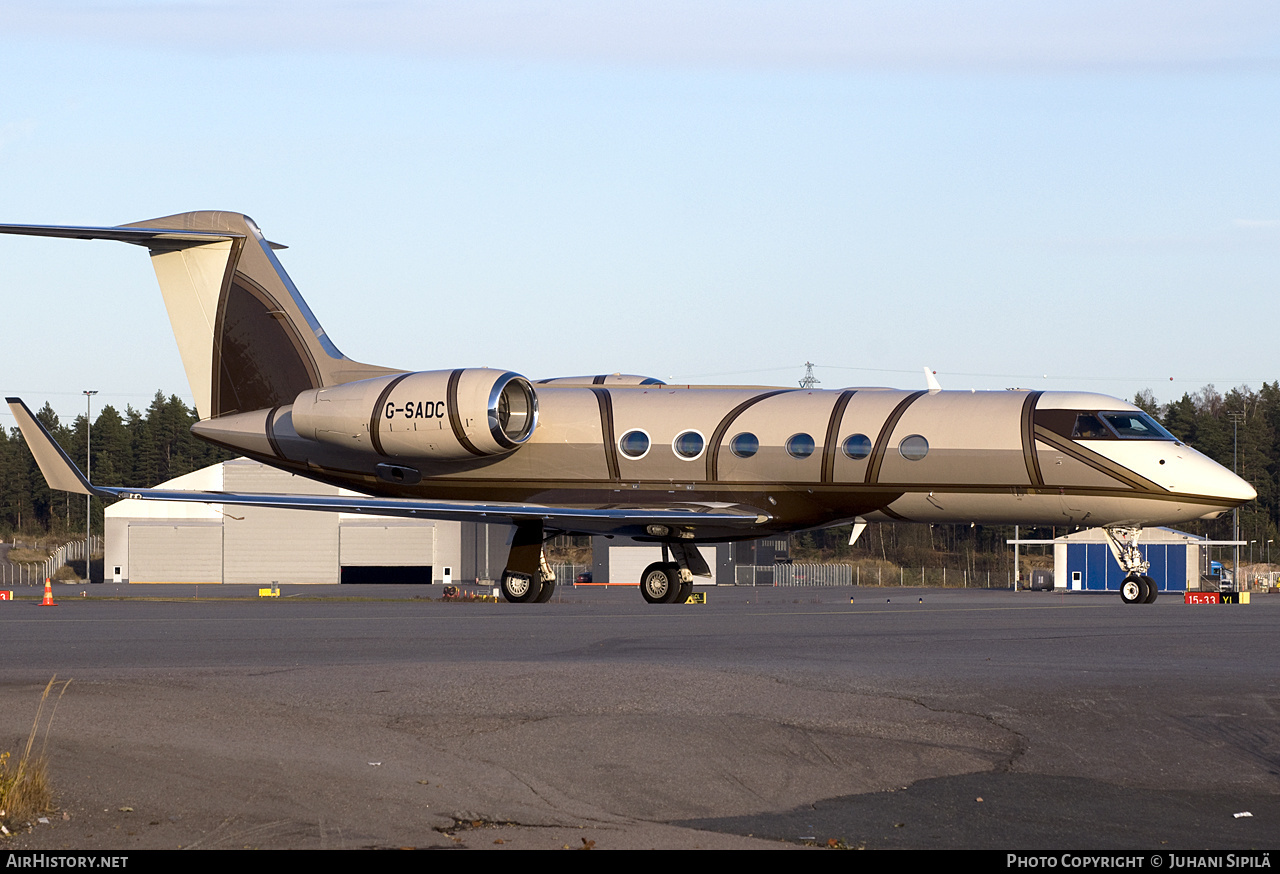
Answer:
1193;454;1255;504
1221;468;1257;503
1154;447;1254;506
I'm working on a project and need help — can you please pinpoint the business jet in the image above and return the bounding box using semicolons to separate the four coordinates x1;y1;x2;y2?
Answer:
1;212;1256;605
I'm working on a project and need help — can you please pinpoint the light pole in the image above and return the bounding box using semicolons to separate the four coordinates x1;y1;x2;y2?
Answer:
84;390;97;582
1228;409;1246;591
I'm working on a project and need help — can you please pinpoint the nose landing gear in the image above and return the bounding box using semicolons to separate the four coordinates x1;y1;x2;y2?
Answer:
1105;526;1158;604
1120;573;1159;604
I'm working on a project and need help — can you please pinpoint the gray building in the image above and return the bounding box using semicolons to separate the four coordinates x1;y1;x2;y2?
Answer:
105;459;468;585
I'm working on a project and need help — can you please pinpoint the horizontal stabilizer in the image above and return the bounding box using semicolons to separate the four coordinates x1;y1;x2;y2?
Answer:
0;223;240;251
7;398;100;496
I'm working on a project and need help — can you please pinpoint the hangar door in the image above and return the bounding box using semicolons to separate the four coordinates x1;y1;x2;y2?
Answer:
128;523;222;583
339;522;436;584
1066;543;1187;592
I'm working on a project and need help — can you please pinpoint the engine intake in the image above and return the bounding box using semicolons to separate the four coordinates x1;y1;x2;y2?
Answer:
293;368;538;460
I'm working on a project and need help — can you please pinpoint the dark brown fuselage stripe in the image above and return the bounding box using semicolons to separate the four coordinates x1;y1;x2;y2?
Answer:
369;372;413;458
590;387;620;480
821;390;857;483
447;368;487;457
866;391;926;484
706;389;794;481
265;405;284;460
1032;425;1168;493
1021;391;1044;487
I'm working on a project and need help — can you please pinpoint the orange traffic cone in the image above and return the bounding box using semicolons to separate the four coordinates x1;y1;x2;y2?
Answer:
40;578;56;607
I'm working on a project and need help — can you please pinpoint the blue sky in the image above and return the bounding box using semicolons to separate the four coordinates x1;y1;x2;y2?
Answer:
2;1;1278;426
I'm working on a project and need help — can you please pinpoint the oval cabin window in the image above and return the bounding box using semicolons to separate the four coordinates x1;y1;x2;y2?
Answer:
899;435;929;461
619;430;650;460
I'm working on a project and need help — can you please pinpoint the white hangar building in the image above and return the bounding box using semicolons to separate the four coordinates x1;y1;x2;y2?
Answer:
104;458;509;585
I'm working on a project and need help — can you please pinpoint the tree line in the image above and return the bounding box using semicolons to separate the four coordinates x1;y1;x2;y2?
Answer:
0;392;233;540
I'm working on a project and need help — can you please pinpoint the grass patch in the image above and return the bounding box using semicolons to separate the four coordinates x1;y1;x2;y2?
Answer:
5;547;51;564
0;677;70;832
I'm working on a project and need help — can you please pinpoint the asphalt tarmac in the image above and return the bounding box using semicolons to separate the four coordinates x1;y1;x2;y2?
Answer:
0;583;1276;850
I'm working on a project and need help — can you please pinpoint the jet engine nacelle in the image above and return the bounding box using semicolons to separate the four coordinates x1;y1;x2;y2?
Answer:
292;368;538;460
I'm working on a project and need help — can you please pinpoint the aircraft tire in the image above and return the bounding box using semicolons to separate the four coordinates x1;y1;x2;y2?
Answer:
500;571;542;603
675;578;693;604
1120;574;1144;604
533;578;556;603
661;563;687;603
640;562;677;604
1140;574;1158;604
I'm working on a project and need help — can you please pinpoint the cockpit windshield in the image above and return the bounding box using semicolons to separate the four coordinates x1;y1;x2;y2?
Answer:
1100;411;1176;441
1037;409;1179;443
1070;414;1109;439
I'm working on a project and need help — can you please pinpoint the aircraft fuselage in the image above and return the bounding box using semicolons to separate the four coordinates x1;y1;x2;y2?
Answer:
192;379;1251;540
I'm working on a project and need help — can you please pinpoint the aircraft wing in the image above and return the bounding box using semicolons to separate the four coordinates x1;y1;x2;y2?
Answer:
6;398;770;536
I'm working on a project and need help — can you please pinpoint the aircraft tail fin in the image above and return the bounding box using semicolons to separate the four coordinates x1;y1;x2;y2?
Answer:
0;212;400;419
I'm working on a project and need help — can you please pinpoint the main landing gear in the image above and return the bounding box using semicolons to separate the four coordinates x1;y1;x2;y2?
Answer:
498;521;557;603
639;562;696;604
496;525;709;606
639;540;706;604
1104;526;1158;605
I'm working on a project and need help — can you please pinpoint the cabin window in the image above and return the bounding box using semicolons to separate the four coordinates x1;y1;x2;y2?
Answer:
842;434;872;459
730;432;759;458
899;434;929;460
619;429;650;459
673;430;705;460
786;433;816;459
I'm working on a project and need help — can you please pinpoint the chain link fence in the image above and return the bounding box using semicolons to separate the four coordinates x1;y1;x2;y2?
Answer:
749;563;1005;588
1;535;102;586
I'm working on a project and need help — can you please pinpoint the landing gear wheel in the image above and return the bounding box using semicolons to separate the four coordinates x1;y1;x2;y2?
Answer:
640;562;679;604
1140;574;1158;604
533;578;556;603
501;571;542;603
661;563;685;604
675;578;693;604
1120;574;1148;605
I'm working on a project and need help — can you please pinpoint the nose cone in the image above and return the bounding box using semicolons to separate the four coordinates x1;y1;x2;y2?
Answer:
1192;464;1255;520
1166;448;1255;512
1168;449;1255;505
1219;468;1257;503
1089;441;1254;510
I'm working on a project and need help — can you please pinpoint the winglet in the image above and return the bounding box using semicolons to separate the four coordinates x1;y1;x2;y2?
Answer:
6;398;104;497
